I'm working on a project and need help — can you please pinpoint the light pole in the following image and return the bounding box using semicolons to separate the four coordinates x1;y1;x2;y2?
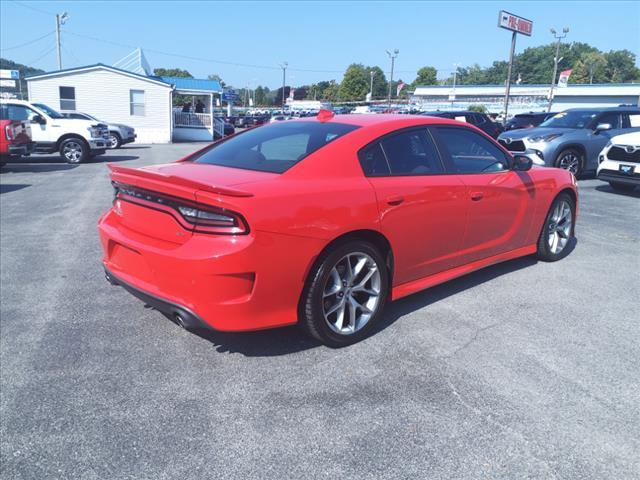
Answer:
280;62;288;110
369;70;375;101
547;27;569;112
386;49;399;110
451;63;458;106
55;12;69;70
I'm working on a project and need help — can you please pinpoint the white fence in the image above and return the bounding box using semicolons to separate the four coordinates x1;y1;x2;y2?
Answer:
174;111;212;128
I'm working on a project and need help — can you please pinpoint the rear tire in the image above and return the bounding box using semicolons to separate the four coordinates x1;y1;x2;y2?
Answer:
537;193;575;262
609;182;636;193
555;148;583;176
59;138;89;164
300;240;389;347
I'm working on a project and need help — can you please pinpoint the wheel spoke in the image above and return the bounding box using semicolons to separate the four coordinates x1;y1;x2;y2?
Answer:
324;268;342;297
334;303;346;331
352;256;367;280
347;297;357;331
325;299;344;316
352;267;377;291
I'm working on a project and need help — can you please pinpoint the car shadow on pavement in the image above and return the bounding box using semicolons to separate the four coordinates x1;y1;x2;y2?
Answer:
1;163;77;173
90;155;139;163
595;184;640;198
0;183;31;194
180;248;580;356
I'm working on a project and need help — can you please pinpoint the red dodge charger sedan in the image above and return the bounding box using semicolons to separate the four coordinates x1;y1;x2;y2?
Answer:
99;113;578;347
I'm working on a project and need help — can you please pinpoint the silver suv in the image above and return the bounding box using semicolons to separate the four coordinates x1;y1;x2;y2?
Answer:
497;107;640;176
61;111;136;149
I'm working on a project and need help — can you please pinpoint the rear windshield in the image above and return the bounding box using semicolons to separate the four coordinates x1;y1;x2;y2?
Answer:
192;121;359;173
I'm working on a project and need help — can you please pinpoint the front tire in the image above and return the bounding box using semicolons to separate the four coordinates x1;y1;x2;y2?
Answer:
555;148;583;176
537;193;575;262
59;138;89;164
609;182;636;193
108;132;122;149
300;240;389;347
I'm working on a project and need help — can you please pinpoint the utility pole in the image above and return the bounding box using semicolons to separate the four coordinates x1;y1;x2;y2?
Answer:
386;49;399;110
280;62;288;110
503;33;516;121
451;63;458;107
55;12;69;70
547;27;569;112
369;70;374;100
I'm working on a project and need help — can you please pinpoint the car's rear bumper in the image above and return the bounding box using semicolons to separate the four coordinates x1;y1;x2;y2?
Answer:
104;267;209;330
7;141;35;157
98;208;324;332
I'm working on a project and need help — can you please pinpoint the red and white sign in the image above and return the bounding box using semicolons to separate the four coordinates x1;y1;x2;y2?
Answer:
396;81;406;96
498;11;533;36
558;69;573;87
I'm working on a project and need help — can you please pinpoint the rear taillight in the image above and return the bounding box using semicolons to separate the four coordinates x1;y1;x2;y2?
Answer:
113;182;248;235
5;124;15;141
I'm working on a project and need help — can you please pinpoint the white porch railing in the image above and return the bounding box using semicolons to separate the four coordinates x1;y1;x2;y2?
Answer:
174;111;212;127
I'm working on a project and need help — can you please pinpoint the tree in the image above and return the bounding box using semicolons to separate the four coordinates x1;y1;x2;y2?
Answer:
411;66;437;88
365;66;388;99
603;50;640;83
153;68;192;78
468;104;487;113
573;52;607;84
338;64;369;101
321;81;340;102
207;74;226;88
254;85;266;106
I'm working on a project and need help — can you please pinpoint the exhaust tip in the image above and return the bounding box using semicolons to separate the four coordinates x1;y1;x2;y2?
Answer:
174;313;187;329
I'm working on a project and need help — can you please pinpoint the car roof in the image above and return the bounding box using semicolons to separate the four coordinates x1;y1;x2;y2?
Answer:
564;106;640;112
295;114;467;129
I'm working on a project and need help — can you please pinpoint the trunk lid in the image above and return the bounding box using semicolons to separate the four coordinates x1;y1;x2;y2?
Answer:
109;163;274;243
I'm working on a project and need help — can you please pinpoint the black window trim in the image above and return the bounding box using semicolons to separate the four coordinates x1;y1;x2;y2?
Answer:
431;125;513;175
357;125;448;178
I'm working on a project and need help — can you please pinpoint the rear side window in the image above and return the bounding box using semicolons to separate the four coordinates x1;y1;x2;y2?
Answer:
359;128;444;176
436;127;509;174
193;121;359;173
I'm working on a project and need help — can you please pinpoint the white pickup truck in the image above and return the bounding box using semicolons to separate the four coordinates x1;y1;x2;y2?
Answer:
0;99;109;163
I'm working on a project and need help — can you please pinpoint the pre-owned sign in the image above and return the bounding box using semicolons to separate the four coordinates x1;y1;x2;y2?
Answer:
498;11;533;36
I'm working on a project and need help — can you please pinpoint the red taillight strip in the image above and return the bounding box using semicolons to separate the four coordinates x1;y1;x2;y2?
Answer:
113;182;249;235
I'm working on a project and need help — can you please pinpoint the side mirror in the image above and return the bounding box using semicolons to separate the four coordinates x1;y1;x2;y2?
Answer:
594;123;611;133
512;155;533;171
32;115;46;125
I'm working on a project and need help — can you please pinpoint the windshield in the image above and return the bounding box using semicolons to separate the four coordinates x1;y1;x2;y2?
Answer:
192;121;359;173
33;103;65;119
539;111;599;129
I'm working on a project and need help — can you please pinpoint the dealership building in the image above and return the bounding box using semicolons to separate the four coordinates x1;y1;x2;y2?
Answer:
411;83;640;114
25;49;224;143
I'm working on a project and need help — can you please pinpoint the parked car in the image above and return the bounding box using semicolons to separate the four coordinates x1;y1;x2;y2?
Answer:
0;103;35;166
60;111;136;149
269;115;292;123
597;131;640;192
497;107;640;176
99;113;578;347
504;112;557;131
422;110;504;138
0;100;108;163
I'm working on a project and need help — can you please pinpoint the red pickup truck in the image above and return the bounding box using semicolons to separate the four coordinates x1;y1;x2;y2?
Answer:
1;104;35;166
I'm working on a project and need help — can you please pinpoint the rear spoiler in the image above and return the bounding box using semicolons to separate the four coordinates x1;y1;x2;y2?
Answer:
108;164;254;198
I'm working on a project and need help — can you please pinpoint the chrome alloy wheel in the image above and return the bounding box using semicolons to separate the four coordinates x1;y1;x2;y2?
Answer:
557;152;580;174
108;134;119;148
322;252;382;335
547;199;573;254
63;141;83;162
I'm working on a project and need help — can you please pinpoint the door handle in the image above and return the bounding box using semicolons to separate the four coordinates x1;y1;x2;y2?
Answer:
386;195;404;206
470;191;484;201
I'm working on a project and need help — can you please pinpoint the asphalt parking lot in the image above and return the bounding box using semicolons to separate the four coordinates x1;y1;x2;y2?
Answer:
1;144;639;480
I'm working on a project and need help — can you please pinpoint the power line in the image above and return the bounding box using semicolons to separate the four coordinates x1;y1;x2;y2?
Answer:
0;31;55;51
23;44;57;68
8;0;54;16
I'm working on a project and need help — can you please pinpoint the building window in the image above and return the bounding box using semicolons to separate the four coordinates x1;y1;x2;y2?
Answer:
130;89;145;116
59;86;76;110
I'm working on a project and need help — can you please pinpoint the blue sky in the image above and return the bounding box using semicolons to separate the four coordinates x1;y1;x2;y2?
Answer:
1;0;639;88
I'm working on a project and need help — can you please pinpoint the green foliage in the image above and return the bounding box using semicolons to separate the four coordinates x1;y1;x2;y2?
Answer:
411;66;437;88
207;74;226;88
468;104;487;113
153;68;193;78
366;66;388;98
338;64;369;101
0;58;45;99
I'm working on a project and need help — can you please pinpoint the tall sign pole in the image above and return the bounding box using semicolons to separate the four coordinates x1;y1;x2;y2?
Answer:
498;11;533;122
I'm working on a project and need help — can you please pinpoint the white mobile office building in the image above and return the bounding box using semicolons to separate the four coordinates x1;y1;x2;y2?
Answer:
26;54;224;144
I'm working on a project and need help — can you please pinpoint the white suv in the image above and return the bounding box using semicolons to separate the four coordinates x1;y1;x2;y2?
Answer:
0;100;109;163
597;131;640;193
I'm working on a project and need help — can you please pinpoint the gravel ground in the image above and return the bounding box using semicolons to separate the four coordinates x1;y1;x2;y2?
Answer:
1;144;639;480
